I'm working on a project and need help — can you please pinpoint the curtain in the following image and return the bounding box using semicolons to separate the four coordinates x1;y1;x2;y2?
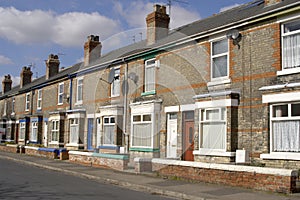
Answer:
103;125;114;145
202;122;226;149
283;34;300;69
145;66;155;92
133;123;152;147
70;125;79;144
273;120;300;152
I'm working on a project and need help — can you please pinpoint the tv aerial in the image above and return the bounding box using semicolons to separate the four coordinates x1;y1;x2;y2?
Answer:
166;0;188;18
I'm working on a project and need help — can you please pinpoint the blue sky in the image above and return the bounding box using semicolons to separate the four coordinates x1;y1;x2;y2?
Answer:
0;0;251;86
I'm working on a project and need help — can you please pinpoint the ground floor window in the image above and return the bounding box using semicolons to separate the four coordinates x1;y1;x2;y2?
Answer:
200;107;226;150
51;120;59;142
30;122;38;142
69;118;79;144
132;114;152;147
19;122;26;140
103;117;115;145
271;102;300;152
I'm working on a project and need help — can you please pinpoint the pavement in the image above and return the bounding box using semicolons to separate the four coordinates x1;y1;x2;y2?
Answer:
0;151;300;200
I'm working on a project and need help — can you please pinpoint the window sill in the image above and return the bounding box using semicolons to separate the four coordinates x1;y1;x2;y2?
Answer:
207;78;231;87
260;152;300;161
277;68;300;76
49;141;59;145
193;149;236;157
66;143;84;147
129;147;160;152
141;91;156;96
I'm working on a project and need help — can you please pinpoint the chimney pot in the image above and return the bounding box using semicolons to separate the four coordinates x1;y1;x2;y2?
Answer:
2;74;12;93
20;66;33;88
46;54;60;80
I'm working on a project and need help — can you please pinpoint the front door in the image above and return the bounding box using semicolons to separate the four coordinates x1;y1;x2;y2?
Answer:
87;118;94;150
43;122;48;147
167;113;177;158
183;111;194;161
96;118;101;148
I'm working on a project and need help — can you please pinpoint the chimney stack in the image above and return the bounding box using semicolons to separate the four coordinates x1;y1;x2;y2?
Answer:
265;0;282;6
20;66;33;88
46;54;60;80
146;4;170;45
2;74;12;93
84;35;102;67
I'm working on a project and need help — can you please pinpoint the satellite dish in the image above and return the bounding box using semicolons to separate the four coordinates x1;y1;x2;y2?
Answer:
108;68;115;84
121;80;129;95
226;29;240;40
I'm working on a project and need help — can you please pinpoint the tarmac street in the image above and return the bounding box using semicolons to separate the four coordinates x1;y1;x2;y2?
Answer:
0;151;300;200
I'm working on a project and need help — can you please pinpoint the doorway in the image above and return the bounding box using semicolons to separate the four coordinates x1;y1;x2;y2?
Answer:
182;111;194;161
167;113;177;158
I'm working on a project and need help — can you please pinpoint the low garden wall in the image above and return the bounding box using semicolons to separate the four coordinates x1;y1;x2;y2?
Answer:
68;151;129;171
24;146;68;160
0;144;20;153
152;159;299;194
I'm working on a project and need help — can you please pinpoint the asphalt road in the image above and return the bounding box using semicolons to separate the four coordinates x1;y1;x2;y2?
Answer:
0;158;173;200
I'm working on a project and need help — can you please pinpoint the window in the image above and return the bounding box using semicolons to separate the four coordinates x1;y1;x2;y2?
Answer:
37;89;42;110
103;117;115;145
76;78;83;103
282;19;300;70
211;39;228;79
69;119;79;144
132;114;152;147
271;102;300;152
25;93;30;111
30;122;38;142
58;83;64;105
51;120;59;142
19;122;26;140
200;108;226;150
144;59;156;93
12;97;15;114
111;68;120;97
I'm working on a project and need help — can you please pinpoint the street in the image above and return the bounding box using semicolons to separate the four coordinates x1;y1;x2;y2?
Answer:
0;158;172;200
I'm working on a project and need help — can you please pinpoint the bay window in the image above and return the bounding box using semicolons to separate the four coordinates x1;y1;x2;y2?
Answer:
19;122;26;140
132;114;152;147
103;117;115;145
30;122;38;142
51;120;59;142
69;118;79;144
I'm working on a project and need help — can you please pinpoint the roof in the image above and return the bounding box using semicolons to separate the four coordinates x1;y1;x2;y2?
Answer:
1;0;300;97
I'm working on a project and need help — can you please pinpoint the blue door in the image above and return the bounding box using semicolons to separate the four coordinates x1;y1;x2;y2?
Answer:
87;118;94;151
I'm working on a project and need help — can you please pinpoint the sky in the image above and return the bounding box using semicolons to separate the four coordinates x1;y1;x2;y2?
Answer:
0;0;251;87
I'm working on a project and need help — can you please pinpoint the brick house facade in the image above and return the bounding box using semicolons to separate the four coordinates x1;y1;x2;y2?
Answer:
0;0;300;169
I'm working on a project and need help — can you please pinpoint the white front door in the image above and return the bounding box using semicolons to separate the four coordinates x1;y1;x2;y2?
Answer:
96;118;101;148
167;113;178;158
43;122;48;147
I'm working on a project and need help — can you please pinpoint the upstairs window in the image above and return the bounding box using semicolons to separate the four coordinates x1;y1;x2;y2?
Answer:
282;19;300;70
211;39;228;79
76;78;83;104
111;68;120;97
12;97;15;114
25;93;30;111
37;89;42;110
58;83;64;105
144;59;156;93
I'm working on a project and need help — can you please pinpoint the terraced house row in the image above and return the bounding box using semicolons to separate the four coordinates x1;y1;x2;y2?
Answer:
1;0;300;171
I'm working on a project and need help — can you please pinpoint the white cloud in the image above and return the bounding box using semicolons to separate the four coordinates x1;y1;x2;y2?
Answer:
0;55;13;65
219;4;241;13
114;1;200;29
0;7;121;47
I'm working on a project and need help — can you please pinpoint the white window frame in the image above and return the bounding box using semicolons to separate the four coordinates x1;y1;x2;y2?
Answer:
19;122;26;140
278;18;300;75
37;89;42;110
11;97;15;115
211;38;229;81
30;122;38;142
76;78;83;104
25;93;30;111
103;116;116;145
58;83;64;105
51;120;59;142
270;102;300;153
199;107;227;151
111;68;120;97
144;59;156;93
69;118;79;144
131;113;153;148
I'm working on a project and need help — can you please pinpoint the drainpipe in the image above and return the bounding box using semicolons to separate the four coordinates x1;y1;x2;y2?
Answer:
122;58;129;153
69;77;73;110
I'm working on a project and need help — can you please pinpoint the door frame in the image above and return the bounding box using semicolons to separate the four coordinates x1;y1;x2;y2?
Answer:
182;111;195;161
87;118;94;150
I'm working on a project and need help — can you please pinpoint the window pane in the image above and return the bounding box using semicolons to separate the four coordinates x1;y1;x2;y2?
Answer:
201;122;226;149
169;113;177;120
282;34;300;69
213;40;228;55
212;55;228;78
133;115;141;122
145;65;155;92
284;20;300;33
146;59;156;65
206;109;219;120
110;117;115;124
132;123;151;147
143;115;151;122
104;125;114;145
104;118;109;124
292;103;300;116
273;105;288;117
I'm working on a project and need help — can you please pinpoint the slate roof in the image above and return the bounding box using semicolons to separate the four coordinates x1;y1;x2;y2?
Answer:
1;0;299;97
